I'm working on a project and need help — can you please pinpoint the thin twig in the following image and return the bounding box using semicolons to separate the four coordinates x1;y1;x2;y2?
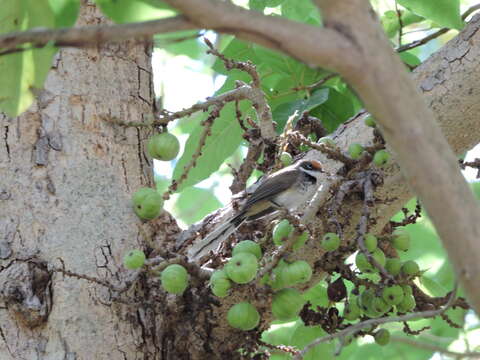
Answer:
293;283;458;360
163;107;222;199
289;132;355;166
204;38;276;141
357;173;393;280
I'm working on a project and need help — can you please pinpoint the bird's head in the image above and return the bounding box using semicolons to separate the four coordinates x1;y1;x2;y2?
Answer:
297;160;324;179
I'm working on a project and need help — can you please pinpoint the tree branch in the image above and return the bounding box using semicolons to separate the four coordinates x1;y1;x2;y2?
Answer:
312;0;480;315
293;283;458;360
0;16;194;55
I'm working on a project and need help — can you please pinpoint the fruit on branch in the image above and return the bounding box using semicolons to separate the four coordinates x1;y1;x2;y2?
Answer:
272;288;306;320
227;302;260;331
232;240;262;260
355;248;386;273
382;285;405;306
373;149;390;167
343;300;362;321
374;329;390;346
372;248;387;267
391;228;411;251
147;132;180;161
161;264;189;294
402;284;413;295
358;288;375;312
401;260;420;277
280;152;293;166
356;252;374;273
269;261;289;289
123;249;146;270
132;187;163;220
348;143;364;159
272;220;309;250
364;115;376;127
321;232;341;251
385;257;402;276
273;219;293;245
396;294;416;312
292;230;309;250
281;260;313;286
225;253;258;284
364;233;378;252
210;270;232;298
372;297;391;315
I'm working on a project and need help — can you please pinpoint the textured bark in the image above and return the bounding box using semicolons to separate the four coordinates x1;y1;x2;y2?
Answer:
1;2;480;360
0;2;170;359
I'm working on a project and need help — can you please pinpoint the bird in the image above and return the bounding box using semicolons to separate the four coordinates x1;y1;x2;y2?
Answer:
191;159;324;258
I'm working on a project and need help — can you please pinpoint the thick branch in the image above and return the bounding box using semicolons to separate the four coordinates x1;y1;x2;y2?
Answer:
313;0;480;314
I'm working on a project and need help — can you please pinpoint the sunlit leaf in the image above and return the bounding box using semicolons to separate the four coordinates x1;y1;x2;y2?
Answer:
397;0;462;30
172;78;251;191
0;0;58;116
94;0;175;23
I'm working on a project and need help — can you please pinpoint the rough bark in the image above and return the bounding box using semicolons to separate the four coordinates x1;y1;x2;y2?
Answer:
1;3;480;360
0;2;172;359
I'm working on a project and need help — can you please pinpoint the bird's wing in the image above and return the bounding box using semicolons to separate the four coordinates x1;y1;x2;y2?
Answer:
244;168;299;209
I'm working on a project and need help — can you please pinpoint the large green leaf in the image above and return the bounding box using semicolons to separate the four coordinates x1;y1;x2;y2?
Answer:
272;88;329;131
310;87;355;133
94;0;175;23
281;0;321;25
173;186;222;225
397;0;462;30
172;78;250;191
0;0;61;117
48;0;80;27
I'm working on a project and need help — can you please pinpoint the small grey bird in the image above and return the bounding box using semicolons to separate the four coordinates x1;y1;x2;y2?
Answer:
191;159;324;258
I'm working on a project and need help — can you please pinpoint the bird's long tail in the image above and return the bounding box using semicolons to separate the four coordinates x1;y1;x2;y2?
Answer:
189;212;246;259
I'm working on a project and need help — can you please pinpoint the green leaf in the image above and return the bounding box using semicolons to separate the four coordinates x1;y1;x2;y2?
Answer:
212;39;259;75
281;0;321;25
173;187;222;225
381;10;424;38
418;276;446;297
249;0;266;12
310;87;355;133
0;0;58;117
154;31;207;58
303;281;329;309
272;88;329;131
48;0;80;27
399;51;421;68
289;324;335;360
94;0;176;23
262;319;302;347
397;0;462;30
172;78;249;191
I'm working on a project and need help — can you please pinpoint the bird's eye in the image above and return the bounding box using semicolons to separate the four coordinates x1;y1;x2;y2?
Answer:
304;162;313;170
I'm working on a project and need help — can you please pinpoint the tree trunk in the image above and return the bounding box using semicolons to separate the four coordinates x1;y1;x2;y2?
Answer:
0;2;175;359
